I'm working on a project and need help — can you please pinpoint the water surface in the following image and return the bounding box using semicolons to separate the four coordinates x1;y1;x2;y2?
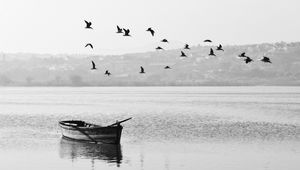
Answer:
0;86;299;170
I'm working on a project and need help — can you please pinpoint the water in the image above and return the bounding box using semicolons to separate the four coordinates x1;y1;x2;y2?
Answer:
0;86;299;170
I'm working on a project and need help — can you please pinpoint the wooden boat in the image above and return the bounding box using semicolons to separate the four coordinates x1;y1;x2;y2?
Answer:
59;118;131;144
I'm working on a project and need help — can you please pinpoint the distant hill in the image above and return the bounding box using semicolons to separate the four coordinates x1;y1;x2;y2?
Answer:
0;42;300;86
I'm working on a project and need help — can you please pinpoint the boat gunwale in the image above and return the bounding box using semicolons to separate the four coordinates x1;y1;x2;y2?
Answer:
59;120;121;131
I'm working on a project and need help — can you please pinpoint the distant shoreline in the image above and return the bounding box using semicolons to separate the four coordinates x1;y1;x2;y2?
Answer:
1;42;299;87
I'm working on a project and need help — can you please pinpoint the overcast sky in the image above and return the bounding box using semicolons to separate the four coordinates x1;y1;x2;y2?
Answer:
0;0;299;55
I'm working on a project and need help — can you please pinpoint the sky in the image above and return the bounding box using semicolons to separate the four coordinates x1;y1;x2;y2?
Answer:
0;0;299;55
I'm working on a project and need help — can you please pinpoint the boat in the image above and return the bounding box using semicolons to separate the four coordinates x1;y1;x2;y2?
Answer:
59;118;131;144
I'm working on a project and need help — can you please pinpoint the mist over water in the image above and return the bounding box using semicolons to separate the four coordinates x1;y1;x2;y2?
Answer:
0;86;299;170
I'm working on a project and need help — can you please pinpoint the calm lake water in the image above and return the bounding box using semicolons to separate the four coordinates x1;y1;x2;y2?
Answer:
0;86;299;170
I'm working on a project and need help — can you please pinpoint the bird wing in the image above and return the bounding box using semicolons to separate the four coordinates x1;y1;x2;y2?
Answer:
140;66;144;72
117;25;121;30
92;61;96;67
123;28;129;34
85;20;91;27
86;44;93;48
263;57;271;62
181;51;185;56
245;57;252;63
123;29;130;34
150;30;154;36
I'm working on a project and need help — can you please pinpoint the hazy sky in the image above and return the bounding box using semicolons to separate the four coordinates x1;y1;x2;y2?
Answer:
0;0;299;55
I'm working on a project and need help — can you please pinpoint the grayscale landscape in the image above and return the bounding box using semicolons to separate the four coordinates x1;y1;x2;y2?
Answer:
0;0;299;170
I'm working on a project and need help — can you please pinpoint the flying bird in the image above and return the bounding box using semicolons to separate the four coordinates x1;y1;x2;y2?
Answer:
146;27;155;36
180;51;187;57
238;52;247;58
244;57;253;64
164;66;171;69
161;39;169;43
105;70;111;76
140;66;145;74
123;28;131;36
156;46;164;50
260;56;272;63
184;44;190;50
85;43;93;49
84;20;93;29
91;61;97;70
204;39;212;43
209;48;216;56
116;25;123;33
216;44;224;51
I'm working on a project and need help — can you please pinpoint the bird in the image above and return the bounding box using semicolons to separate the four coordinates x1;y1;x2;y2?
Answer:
216;44;224;51
244;57;253;64
204;39;212;43
85;43;93;49
260;56;272;63
209;48;216;56
116;25;123;33
140;66;145;74
105;70;111;76
184;44;190;50
180;51;187;57
161;39;169;43
84;20;93;29
146;27;155;36
238;52;247;58
123;28;131;36
156;46;164;50
91;61;97;70
164;66;171;69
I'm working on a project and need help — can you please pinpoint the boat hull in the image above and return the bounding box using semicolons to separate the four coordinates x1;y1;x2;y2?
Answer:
59;121;123;144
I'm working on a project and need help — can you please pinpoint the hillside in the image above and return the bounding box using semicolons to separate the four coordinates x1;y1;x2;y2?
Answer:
0;42;299;86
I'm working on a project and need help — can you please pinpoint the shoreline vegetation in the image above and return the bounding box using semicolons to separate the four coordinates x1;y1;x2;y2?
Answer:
0;42;299;86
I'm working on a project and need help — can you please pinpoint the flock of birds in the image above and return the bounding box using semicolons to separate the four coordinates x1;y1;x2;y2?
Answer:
84;20;272;76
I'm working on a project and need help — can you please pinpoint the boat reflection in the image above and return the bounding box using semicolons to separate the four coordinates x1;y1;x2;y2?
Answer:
59;138;122;166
